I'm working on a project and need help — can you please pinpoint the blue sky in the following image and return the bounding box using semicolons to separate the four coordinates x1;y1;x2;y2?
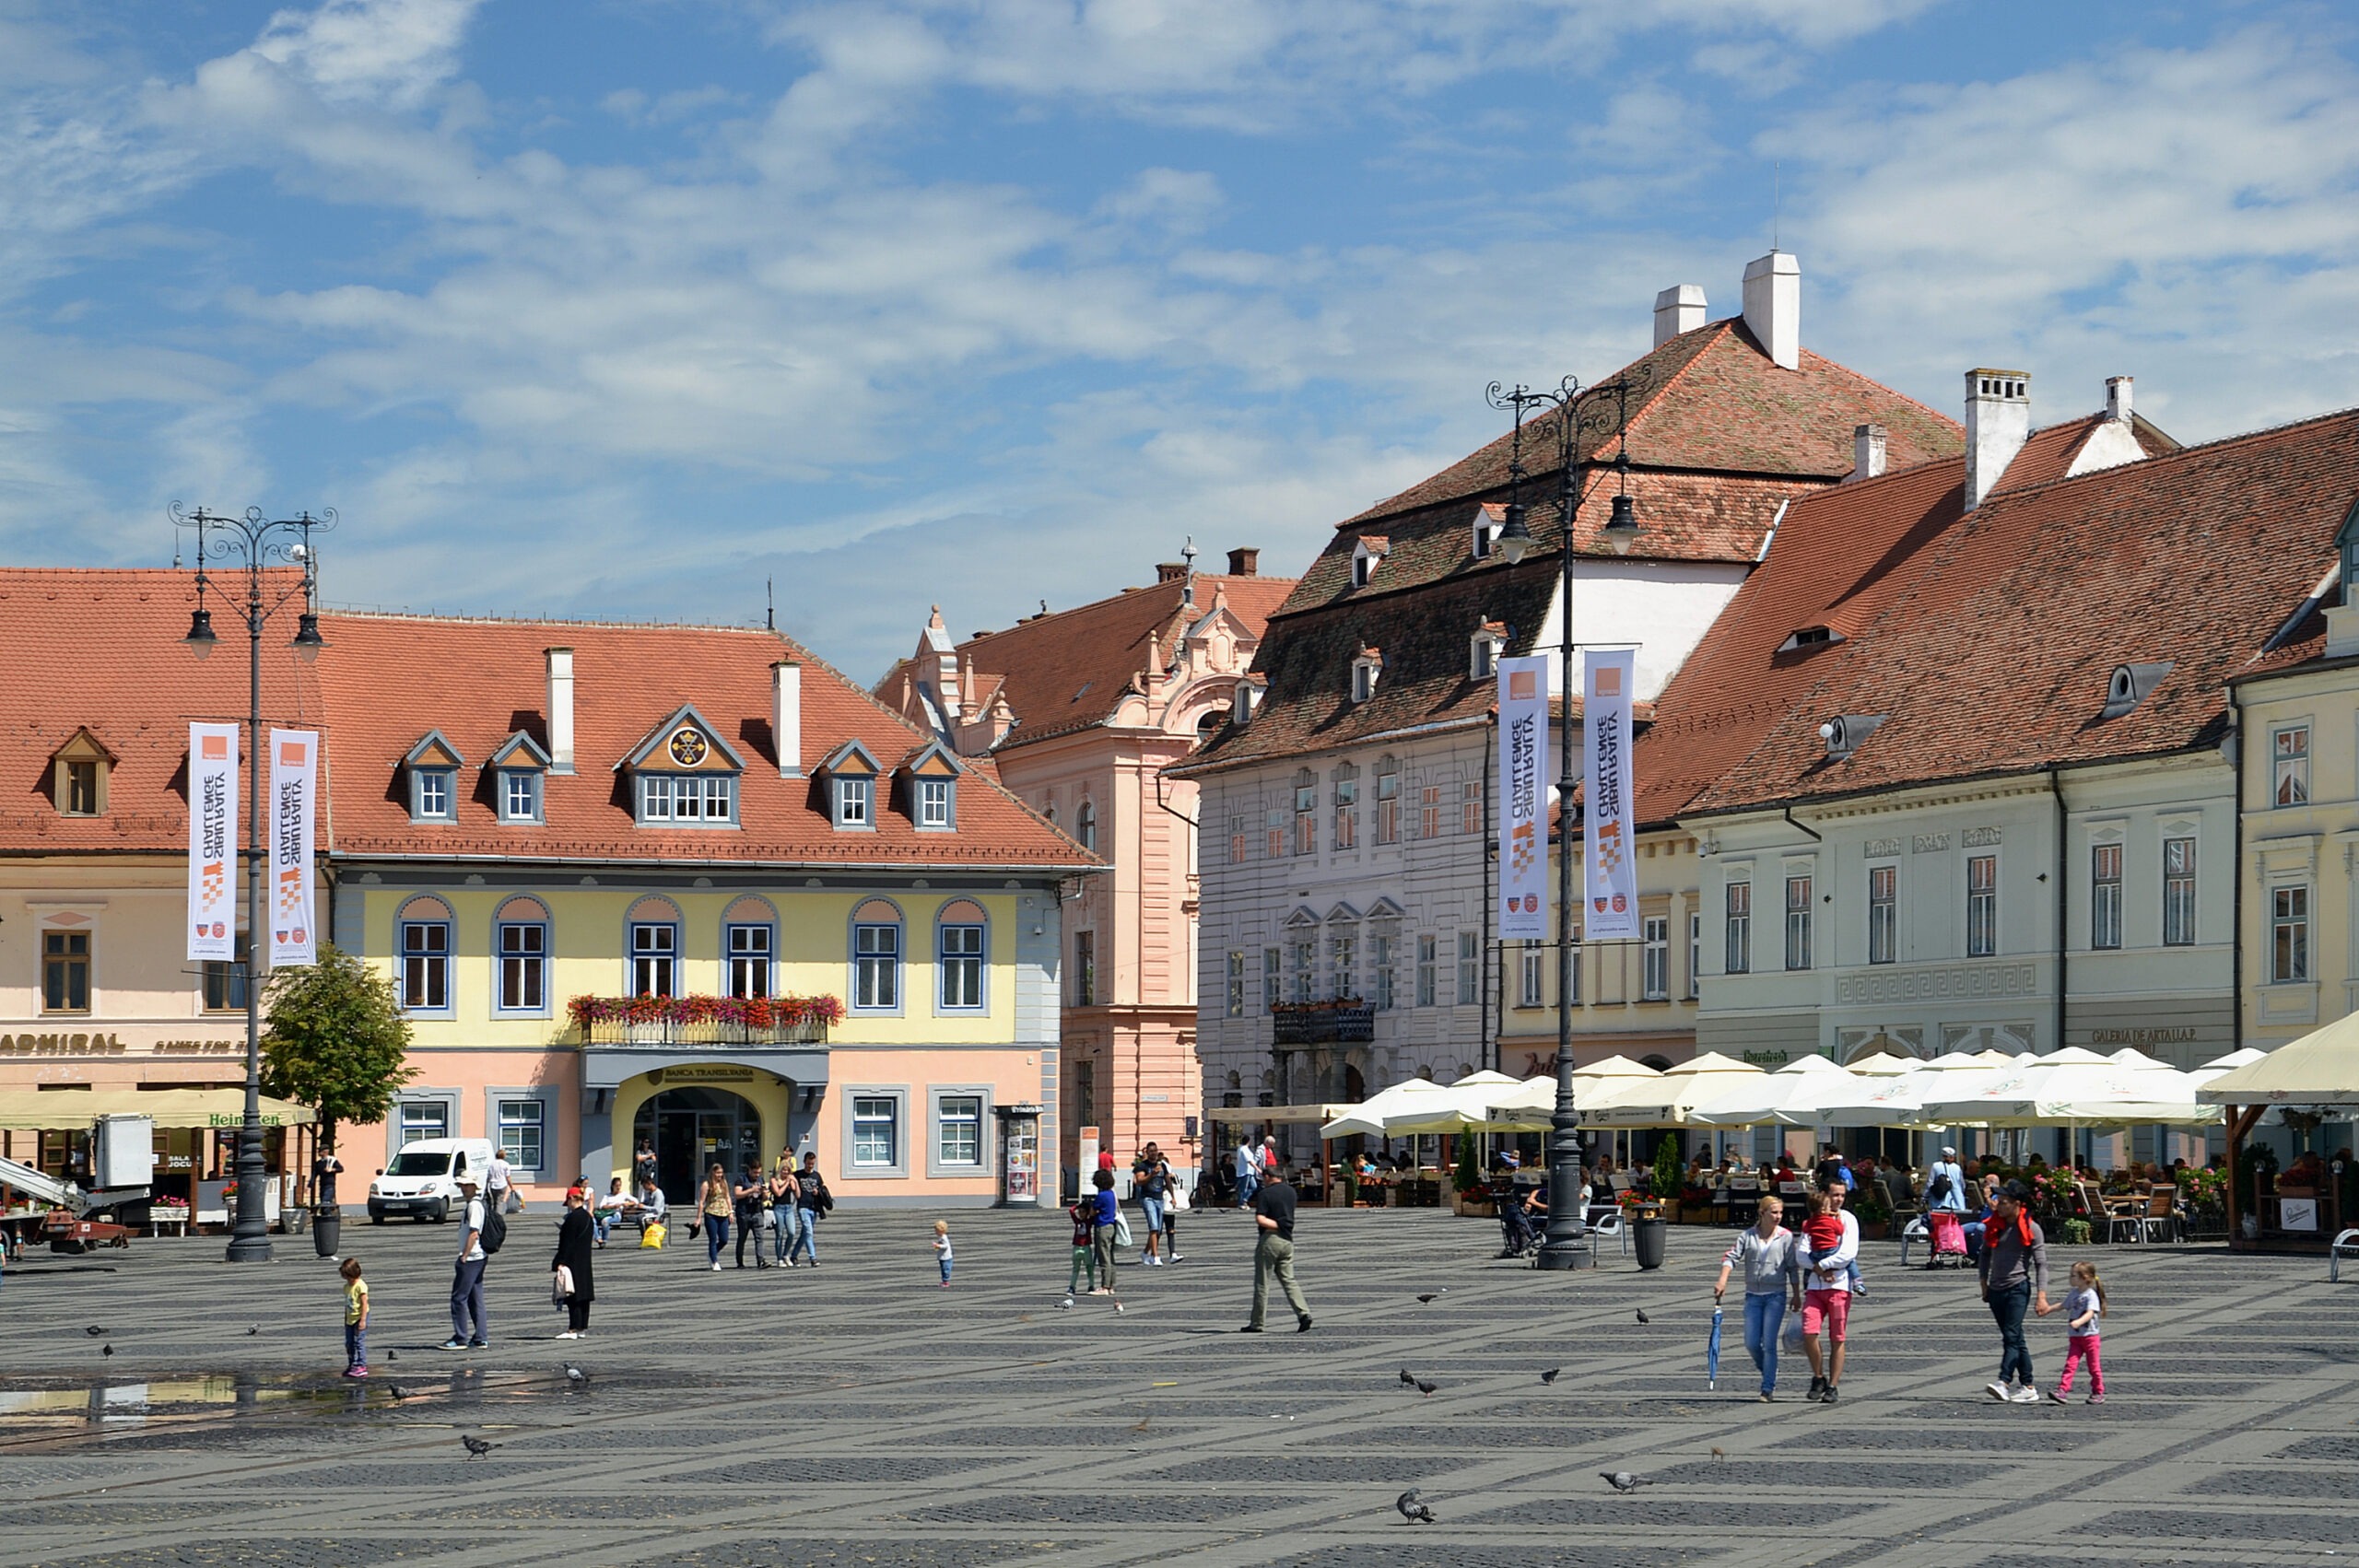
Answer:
5;1;2356;680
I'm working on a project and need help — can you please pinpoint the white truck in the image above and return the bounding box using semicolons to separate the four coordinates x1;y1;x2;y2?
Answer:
366;1137;497;1223
0;1113;155;1253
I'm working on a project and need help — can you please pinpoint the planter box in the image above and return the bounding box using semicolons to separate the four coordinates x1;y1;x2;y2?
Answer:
1454;1194;1496;1218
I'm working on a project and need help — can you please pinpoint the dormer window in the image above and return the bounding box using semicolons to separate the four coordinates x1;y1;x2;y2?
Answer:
818;739;883;831
488;731;552;825
1351;535;1390;588
2099;661;2173;721
402;731;464;825
1471;622;1508;680
898;740;963;830
621;706;745;828
1351;646;1384;704
1473;503;1505;560
1818;713;1886;760
50;730;113;818
1777;626;1842;653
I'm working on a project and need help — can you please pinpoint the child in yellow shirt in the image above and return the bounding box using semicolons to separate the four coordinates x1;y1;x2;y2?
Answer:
340;1257;370;1378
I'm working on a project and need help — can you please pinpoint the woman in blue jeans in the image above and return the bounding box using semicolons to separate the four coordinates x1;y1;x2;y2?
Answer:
698;1164;732;1271
1713;1195;1804;1400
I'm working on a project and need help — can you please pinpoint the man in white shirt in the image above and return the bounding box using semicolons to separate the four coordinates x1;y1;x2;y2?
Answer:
485;1151;515;1214
442;1176;490;1351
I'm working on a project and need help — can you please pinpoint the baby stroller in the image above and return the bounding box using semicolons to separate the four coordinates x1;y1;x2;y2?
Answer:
1924;1209;1971;1269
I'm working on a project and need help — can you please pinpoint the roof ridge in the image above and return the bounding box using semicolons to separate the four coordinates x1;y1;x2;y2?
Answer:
1978;402;2359;506
325;604;781;636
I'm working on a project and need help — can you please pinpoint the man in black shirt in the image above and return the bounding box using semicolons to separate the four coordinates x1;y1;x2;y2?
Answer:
1241;1173;1312;1333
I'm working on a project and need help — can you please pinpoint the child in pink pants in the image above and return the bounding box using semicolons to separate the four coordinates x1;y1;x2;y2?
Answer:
2050;1260;2106;1404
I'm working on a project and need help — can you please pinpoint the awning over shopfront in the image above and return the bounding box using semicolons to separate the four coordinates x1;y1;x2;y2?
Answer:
2198;1015;2359;1107
0;1088;316;1129
581;1047;829;1091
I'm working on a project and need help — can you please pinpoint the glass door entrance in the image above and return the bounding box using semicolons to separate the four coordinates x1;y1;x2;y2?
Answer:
635;1087;761;1208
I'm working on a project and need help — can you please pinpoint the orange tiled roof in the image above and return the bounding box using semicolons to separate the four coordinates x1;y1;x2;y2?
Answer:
0;570;1094;871
1676;406;2359;815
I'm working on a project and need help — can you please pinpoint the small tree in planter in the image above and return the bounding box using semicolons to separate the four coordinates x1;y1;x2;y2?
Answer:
262;943;416;1188
1452;1140;1491;1214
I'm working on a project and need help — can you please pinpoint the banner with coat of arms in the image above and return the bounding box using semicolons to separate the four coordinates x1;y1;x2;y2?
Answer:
187;723;238;962
1496;655;1550;941
1582;649;1639;942
268;729;318;967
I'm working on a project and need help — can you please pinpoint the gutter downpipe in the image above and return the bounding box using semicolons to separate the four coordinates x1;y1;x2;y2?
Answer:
2052;765;2070;1169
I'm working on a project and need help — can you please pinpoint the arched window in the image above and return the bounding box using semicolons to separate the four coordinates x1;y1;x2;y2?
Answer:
627;895;683;999
1075;800;1097;852
936;898;987;1012
493;895;550;1014
396;895;454;1012
851;897;903;1012
723;895;778;1000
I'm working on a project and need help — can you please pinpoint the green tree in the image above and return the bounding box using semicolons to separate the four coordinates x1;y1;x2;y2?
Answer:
260;942;416;1158
1651;1133;1684;1199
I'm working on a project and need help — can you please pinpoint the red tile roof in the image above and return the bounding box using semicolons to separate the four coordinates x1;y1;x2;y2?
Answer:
0;570;1093;871
1674;407;2359;816
883;572;1295;753
1989;413;2180;495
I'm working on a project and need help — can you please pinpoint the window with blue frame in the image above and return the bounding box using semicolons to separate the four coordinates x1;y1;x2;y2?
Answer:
499;768;543;824
497;918;546;1012
413;767;453;822
401;916;451;1011
939;922;984;1010
853;916;900;1010
727;923;772;1000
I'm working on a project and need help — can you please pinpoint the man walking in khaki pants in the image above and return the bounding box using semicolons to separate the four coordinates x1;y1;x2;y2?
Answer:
1240;1171;1312;1333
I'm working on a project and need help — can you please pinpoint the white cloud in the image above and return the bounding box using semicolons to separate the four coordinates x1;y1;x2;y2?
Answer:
252;0;484;111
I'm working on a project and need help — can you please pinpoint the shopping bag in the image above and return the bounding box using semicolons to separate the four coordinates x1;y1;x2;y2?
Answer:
1113;1211;1133;1249
1782;1312;1805;1352
1168;1183;1190;1213
640;1221;667;1250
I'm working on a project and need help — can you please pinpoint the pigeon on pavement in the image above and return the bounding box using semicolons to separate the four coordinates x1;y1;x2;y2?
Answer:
1414;1378;1438;1397
386;1386;414;1401
1635;1310;1650;1324
1395;1489;1437;1524
1399;1369;1418;1387
85;1326;105;1338
1601;1471;1651;1492
461;1435;499;1458
1415;1292;1446;1304
100;1344;114;1358
1540;1368;1561;1385
385;1350;397;1363
247;1325;261;1337
561;1363;588;1385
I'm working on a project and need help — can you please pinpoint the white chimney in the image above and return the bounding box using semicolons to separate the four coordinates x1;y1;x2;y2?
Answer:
545;647;575;774
773;660;802;778
1652;284;1707;347
1848;423;1887;483
1741;251;1800;370
2107;375;2133;425
1964;368;2032;510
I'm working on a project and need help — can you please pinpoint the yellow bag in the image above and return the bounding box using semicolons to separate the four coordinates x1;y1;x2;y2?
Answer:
640;1221;666;1250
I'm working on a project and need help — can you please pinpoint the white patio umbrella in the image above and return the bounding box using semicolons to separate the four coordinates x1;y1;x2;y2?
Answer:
1317;1077;1459;1141
1384;1071;1530;1135
1583;1051;1766;1129
1919;1047;2215;1128
1687;1055;1856;1127
2199;1013;2359;1106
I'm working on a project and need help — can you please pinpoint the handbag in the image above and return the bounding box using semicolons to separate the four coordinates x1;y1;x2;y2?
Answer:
1168;1182;1190;1214
1112;1211;1133;1249
551;1264;574;1305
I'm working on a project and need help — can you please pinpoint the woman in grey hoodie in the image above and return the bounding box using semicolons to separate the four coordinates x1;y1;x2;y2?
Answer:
1713;1195;1805;1400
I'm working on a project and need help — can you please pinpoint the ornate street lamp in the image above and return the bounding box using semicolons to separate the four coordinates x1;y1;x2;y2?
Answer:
171;502;335;1263
1483;369;1650;1271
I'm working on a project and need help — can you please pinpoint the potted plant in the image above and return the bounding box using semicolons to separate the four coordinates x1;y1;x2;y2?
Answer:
1452;1141;1492;1216
1850;1178;1892;1240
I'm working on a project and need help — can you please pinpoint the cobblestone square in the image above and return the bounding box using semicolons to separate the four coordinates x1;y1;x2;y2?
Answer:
2;1208;2352;1568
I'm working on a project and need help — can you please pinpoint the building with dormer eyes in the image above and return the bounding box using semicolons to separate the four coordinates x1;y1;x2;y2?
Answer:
0;574;1095;1213
880;547;1294;1190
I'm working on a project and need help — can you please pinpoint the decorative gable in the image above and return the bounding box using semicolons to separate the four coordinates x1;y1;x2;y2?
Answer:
619;705;745;775
898;739;965;830
488;731;552;769
487;731;551;825
621;705;744;828
819;740;883;830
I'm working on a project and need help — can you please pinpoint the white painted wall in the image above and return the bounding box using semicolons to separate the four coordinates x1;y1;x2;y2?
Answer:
1534;558;1752;703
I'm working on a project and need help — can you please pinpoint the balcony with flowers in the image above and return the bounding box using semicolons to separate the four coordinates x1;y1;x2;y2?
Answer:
567;993;841;1048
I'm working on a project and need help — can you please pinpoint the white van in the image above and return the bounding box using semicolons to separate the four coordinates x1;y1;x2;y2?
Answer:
367;1138;498;1223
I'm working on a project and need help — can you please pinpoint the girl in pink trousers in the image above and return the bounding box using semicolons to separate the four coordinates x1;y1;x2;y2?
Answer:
2050;1260;2106;1404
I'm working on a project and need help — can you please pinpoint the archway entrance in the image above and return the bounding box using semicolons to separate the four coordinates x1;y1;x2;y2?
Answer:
634;1087;762;1207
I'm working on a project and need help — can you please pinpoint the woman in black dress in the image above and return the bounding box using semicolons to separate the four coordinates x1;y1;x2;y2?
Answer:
554;1187;596;1339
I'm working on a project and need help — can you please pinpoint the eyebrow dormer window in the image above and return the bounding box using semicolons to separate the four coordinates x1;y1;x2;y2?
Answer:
837;776;873;827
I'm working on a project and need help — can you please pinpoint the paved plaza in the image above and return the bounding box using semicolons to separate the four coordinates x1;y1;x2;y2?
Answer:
0;1205;2353;1568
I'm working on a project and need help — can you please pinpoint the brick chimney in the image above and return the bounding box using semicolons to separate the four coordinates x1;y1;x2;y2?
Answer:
1226;547;1259;577
773;660;802;778
1964;369;2032;510
1156;561;1188;583
1848;423;1887;483
545;648;574;774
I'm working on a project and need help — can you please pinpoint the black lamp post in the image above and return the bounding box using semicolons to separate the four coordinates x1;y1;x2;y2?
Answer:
171;502;334;1263
1484;371;1649;1271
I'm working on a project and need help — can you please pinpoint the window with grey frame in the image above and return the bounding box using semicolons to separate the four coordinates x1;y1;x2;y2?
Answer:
939;921;984;1010
917;776;953;828
1330;930;1357;1000
1293;772;1316;855
1332;763;1357;850
1262;946;1281;1012
497;1097;544;1172
2272;725;2309;806
1290;937;1313;1003
851;1094;900;1168
500;769;542;823
2090;844;2123;951
2163;837;2197;946
1415;935;1437;1007
1374;757;1400;844
1520;944;1544;1008
414;767;453;821
1688;911;1701;998
41;930;88;1013
1868;864;1896;965
1784;876;1813;971
1641;917;1670;1000
398;1101;448;1145
2272;885;2309;982
1725;882;1751;975
1966;854;1998;957
1370;931;1395;1010
1072;930;1097;1006
935;1094;983;1168
1226;951;1246;1018
1457;930;1479;1006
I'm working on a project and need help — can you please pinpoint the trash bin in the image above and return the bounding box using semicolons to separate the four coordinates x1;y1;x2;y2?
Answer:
1632;1213;1668;1270
312;1206;342;1258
